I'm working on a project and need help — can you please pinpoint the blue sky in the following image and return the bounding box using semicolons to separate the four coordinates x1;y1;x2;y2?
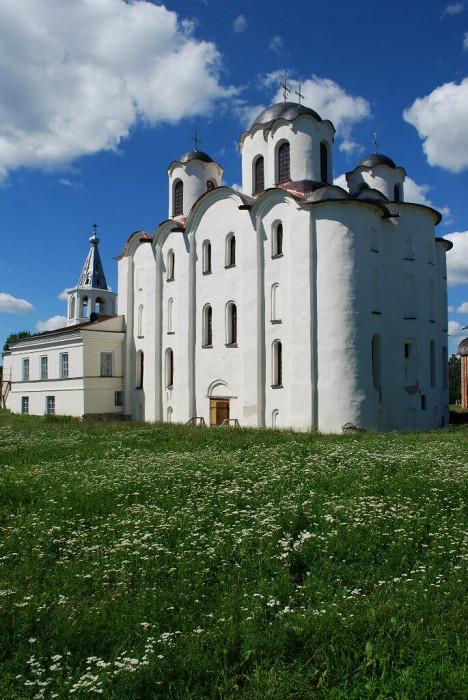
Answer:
1;0;468;357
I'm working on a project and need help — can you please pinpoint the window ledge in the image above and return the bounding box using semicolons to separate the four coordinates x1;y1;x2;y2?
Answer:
429;261;435;265
404;316;417;320
202;270;212;276
371;248;379;253
372;311;382;315
167;331;175;335
403;257;415;261
202;344;213;349
224;264;236;269
429;320;436;324
271;319;282;325
166;385;173;390
167;277;175;282
225;343;238;348
271;384;283;389
271;253;283;259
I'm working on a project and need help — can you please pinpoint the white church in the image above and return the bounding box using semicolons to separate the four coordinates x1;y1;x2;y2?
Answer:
2;98;453;432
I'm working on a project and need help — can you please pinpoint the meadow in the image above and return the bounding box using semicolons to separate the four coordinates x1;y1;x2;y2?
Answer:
1;411;468;699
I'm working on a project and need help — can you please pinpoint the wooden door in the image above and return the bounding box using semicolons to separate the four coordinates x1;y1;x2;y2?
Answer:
210;399;230;426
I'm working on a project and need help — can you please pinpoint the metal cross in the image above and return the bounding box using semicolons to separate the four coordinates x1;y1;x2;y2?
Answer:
191;131;202;150
372;132;379;154
295;83;305;104
279;71;291;102
92;223;98;235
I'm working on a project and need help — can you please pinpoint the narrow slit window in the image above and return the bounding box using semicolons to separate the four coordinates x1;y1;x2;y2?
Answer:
277;142;290;182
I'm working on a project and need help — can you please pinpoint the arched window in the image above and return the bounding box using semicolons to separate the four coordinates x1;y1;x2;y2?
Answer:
372;334;382;391
165;348;174;388
69;296;75;319
272;340;283;387
254;156;264;193
442;345;448;390
404;275;416;318
404;339;417;386
136;350;144;389
167;298;174;333
203;305;212;347
137;304;144;337
272;409;279;428
442;293;448;330
429;279;435;321
167;406;173;423
430;340;436;388
394;184;401;202
206;180;215;191
167;250;175;280
272;223;283;257
226;302;237;345
173;180;183;216
372;268;381;313
96;297;105;314
404;236;414;260
371;227;379;252
82;297;88;318
277;142;290;182
202;240;212;273
225;234;236;267
271;283;280;322
428;242;434;264
320;142;329;183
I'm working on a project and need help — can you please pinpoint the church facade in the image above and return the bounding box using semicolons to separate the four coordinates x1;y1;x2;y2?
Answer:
117;101;452;432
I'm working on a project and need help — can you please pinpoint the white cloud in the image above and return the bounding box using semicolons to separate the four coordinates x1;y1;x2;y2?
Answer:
35;315;68;332
464;32;468;49
456;301;468;313
269;36;284;54
58;288;73;300
448;321;468;349
404;177;452;222
443;3;464;14
404;79;468;172
233;15;247;33
0;0;236;181
333;173;348;190
0;292;33;314
445;231;468;286
265;72;370;153
448;305;455;312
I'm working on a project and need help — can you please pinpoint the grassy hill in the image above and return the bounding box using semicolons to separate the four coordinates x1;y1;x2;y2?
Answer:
1;411;468;698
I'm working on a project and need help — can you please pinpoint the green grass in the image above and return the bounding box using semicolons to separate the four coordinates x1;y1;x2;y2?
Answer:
1;411;468;699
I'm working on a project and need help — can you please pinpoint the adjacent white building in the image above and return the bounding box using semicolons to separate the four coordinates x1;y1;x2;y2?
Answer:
3;99;453;431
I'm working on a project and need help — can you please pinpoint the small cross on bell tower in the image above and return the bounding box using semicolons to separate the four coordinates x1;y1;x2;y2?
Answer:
279;71;291;102
191;131;202;151
295;83;305;105
372;132;379;154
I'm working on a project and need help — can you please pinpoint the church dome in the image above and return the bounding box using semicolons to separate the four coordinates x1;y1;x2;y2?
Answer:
252;102;323;128
178;149;214;164
358;153;397;169
458;338;468;356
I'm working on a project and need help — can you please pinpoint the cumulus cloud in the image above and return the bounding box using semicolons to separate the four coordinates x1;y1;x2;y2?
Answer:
404;177;452;222
448;321;468;349
0;292;33;314
0;0;236;181
265;72;370;154
269;36;284;54
35;315;68;332
443;2;464;14
404;79;468;172
333;173;348;190
445;231;468;286
448;305;455;312
233;15;247;33
456;301;468;313
464;32;468;49
58;288;73;300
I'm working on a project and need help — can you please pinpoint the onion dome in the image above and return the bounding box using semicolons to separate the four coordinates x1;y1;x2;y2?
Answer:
458;338;468;356
177;150;213;164
252;102;323;128
358;153;397;169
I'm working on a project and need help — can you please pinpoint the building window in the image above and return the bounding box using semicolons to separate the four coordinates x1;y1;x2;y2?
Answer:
372;268;381;313
60;353;69;379
100;352;113;377
430;340;436;388
202;240;212;273
115;391;123;406
22;358;30;381
277;142;290;182
167;406;173;423
394;184;401;202
165;348;174;388
206;179;215;191
21;396;29;415
46;396;55;415
372;334;382;391
272;340;283;387
225;234;236;267
442;345;448;390
429;279;435;322
167;250;175;281
173;180;183;216
404;236;414;260
254;156;264;193
203;305;213;347
404;339;417;386
40;356;48;380
272;409;279;428
271;283;280;322
96;297;105;313
136;350;144;389
320;142;329;183
69;296;75;319
167;298;174;334
82;297;88;318
226;303;237;345
404;275;416;318
137;304;144;337
428;242;434;264
272;223;283;257
371;227;379;252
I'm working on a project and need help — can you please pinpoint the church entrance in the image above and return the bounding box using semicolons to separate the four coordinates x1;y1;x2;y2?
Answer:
210;398;230;426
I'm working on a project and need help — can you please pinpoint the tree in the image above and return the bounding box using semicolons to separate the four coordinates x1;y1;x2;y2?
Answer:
3;330;32;352
449;354;461;405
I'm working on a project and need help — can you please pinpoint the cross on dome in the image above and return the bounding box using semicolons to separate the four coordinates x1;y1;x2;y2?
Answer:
295;83;305;105
372;132;379;154
279;71;291;102
191;131;202;150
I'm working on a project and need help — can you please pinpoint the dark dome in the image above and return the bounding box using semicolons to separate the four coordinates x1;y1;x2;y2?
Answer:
178;149;214;164
358;153;397;169
252;102;323;128
458;338;468;356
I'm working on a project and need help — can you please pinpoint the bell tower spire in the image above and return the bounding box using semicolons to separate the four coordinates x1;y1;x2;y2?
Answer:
67;225;117;326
